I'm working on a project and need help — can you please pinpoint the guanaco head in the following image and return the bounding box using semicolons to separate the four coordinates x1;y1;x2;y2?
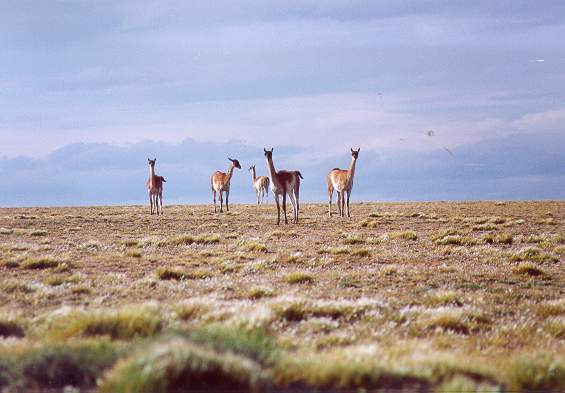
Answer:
248;165;255;172
263;147;273;160
148;158;156;167
350;148;360;160
228;157;241;169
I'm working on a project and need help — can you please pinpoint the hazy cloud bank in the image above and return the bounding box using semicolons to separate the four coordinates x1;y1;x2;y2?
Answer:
1;131;564;206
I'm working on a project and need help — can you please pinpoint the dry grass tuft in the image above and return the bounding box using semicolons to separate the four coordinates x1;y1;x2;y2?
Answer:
286;272;314;284
248;287;274;300
423;290;463;307
543;317;565;339
505;354;565;391
389;230;418;241
512;262;545;276
350;248;372;258
174;302;211;321
472;223;498;231
482;232;513;245
29;230;48;237
238;240;268;253
122;240;139;247
534;299;565;318
434;235;478;246
125;250;142;258
21;257;63;270
511;247;557;263
159;234;220;247
341;235;365;245
47;305;163;340
156;267;185;281
100;337;269;393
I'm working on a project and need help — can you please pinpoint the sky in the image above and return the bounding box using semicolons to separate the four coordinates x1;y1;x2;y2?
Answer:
1;1;565;205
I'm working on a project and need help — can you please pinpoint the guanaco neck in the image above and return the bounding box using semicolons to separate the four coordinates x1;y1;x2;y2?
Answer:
149;165;156;179
224;163;236;185
266;157;277;183
250;167;257;183
347;157;357;184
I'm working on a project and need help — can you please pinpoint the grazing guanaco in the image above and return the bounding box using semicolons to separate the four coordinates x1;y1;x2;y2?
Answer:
248;165;270;205
263;148;303;224
146;158;166;215
211;158;241;213
328;148;360;218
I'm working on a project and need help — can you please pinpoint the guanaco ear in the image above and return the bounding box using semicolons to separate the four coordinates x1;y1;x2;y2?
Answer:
357;148;361;153
350;148;354;153
269;148;273;153
263;148;267;153
228;157;233;162
154;158;156;161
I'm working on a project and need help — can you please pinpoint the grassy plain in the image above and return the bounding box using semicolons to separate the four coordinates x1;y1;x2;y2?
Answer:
0;201;564;392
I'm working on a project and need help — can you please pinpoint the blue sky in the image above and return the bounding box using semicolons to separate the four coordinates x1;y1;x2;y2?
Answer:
1;1;564;205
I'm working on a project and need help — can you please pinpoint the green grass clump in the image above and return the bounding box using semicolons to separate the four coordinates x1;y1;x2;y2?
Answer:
285;272;314;284
512;262;544;277
20;257;62;270
47;306;163;341
156;267;185;280
390;231;418;241
100;337;269;393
